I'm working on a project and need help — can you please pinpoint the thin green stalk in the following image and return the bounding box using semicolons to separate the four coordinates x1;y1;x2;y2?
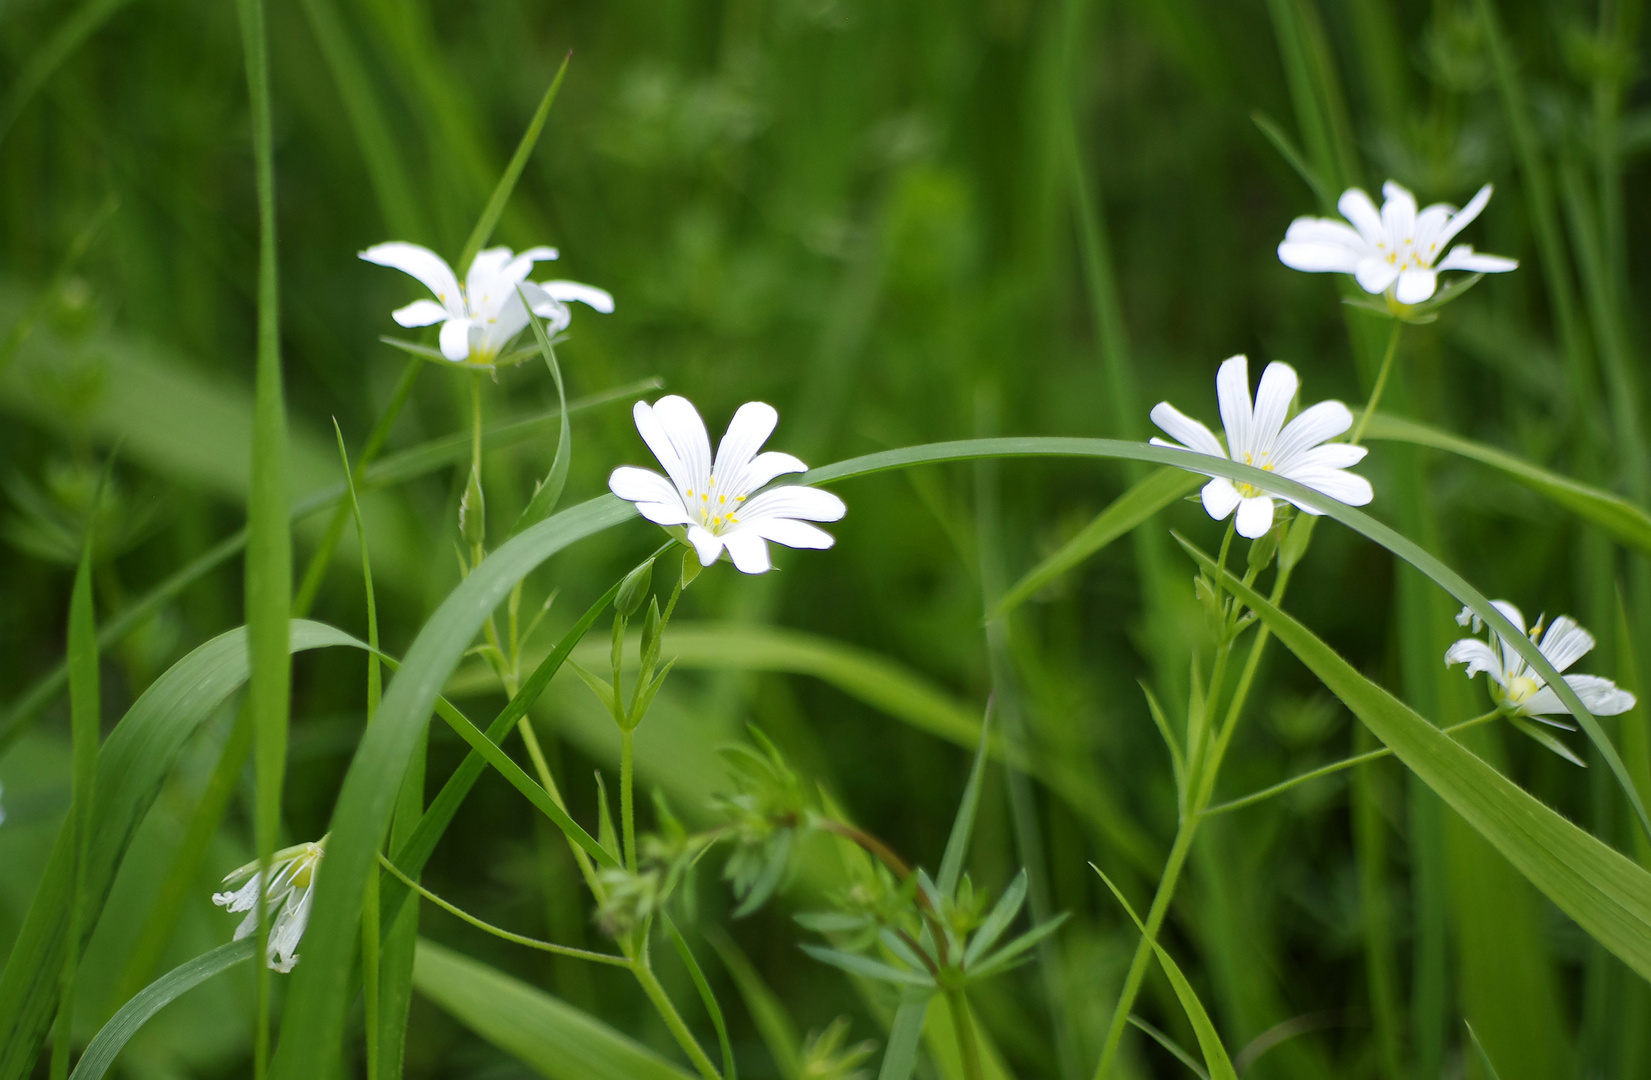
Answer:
632;957;722;1080
945;990;983;1080
620;728;637;874
1349;322;1401;446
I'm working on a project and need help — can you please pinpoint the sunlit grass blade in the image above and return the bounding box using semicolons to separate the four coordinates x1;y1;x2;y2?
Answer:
1363;412;1651;555
509;304;572;536
988;468;1198;619
1182;539;1651;979
69;940;256;1080
665;917;736;1080
455;55;570;272
1092;863;1238;1080
412;940;693;1080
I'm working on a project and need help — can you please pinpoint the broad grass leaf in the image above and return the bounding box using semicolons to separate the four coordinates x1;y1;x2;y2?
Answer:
411;939;691;1080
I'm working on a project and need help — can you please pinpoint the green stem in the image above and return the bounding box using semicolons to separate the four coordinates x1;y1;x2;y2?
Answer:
633;957;722;1080
1349;321;1401;447
946;989;984;1080
621;728;637;874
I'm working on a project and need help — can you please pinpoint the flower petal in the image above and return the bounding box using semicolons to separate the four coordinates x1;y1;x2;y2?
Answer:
542;280;616;313
1444;638;1502;679
686;524;725;567
1354;258;1400;295
1278;239;1364;273
439;317;474;361
1380;180;1417;242
1250;362;1298;455
1437;184;1492;248
1437;246;1518;273
1235;495;1275;538
1281;466;1373;507
1395;268;1437;304
1337;188;1384;242
713;402;780;493
1522;675;1636;719
635;396;712;497
749;517;836;549
465;247;515;308
740;451;809;490
740;485;847;525
1200;477;1241;521
518;281;572;334
1149;403;1225;459
1537;616;1595;674
391;299;450;328
1290;441;1366;471
608;467;691;526
360;242;462;312
501;246;561;282
721;530;773;574
1273;401;1354;466
1215;355;1254;458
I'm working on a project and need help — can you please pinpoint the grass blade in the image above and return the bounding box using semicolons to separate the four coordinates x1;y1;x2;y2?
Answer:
703;929;802;1080
876;990;933;1080
665;918;736;1080
509;304;572;537
69;941;257;1080
456;56;570;273
0;0;136;148
938;703;992;895
1125;1017;1208;1080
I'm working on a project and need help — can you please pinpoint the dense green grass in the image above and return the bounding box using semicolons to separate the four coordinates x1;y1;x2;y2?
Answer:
1;0;1649;1078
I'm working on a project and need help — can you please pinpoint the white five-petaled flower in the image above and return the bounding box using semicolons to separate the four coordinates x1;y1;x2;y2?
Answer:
360;242;614;366
1277;181;1517;304
608;395;846;574
1150;355;1373;539
1445;602;1636;723
212;839;325;973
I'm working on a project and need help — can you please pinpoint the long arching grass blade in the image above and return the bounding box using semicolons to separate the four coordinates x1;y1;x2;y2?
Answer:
455;56;570;273
509;303;572;536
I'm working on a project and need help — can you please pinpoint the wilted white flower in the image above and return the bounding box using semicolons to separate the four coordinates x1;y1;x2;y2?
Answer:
360;242;613;366
212;839;326;972
1150;355;1373;539
1278;181;1517;304
1446;603;1635;723
609;395;846;574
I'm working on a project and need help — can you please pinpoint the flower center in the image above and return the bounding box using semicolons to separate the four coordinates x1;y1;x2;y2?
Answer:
1503;674;1542;707
1235;451;1275;498
684;476;745;534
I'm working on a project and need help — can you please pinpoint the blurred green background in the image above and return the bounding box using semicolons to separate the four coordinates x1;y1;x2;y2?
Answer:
1;0;1648;1077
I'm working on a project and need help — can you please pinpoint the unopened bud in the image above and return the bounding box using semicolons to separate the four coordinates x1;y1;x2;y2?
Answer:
616;558;655;618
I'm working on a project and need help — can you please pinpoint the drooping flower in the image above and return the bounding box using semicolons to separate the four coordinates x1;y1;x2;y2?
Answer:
1150;355;1373;539
1277;181;1517;304
360;242;613;366
1445;603;1636;723
608;396;846;574
212;839;326;972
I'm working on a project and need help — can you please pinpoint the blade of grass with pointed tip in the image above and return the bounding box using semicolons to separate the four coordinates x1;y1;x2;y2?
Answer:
938;703;993;895
69;940;257;1080
665;918;736;1080
990;468;1198;619
510;305;572;537
455;56;569;273
1183;540;1651;978
1126;1017;1209;1080
703;929;801;1080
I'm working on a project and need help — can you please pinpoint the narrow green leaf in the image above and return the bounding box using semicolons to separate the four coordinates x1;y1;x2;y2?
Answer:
1139;681;1187;803
456;56;570;273
876;991;932;1080
1185;544;1651;980
799;945;934;988
1466;1022;1507;1080
1126;1017;1209;1080
963;914;1069;980
665;917;736;1080
1250;109;1330;206
69;941;256;1080
989;468;1198;620
937;703;992;895
963;870;1027;968
703;930;802;1080
509;301;572;537
412;939;692;1080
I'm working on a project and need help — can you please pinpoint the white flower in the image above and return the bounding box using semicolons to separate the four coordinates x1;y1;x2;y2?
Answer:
1150;355;1373;539
212;839;326;972
360;242;614;366
1278;181;1517;304
1445;602;1636;723
608;395;846;574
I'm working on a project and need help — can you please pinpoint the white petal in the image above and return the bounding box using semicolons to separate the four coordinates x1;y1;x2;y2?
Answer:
1537;616;1594;674
1522;675;1636;719
749;517;835;549
1437;246;1518;273
1337;188;1384;242
439;317;474;362
721;530;773;574
1200;477;1241;521
1290;441;1367;471
1282;466;1373;507
635;396;712;497
1283;216;1369;252
686;525;725;566
1235;495;1276;538
465;247;515;306
608;467;690;525
518;282;572;334
1354;258;1400;295
1149;403;1225;459
360;242;462;310
1278;239;1363;273
1380;181;1417;241
477;293;531;358
1411;203;1455;254
713;402;780;494
542;281;615;313
1215;356;1254;458
1395;269;1437;304
501;246;561;282
391;299;451;328
1273;402;1355;466
740;451;809;490
1250;362;1298;453
740;485;847;525
213;874;263;914
1444;638;1502;679
1437;184;1492;247
1487;601;1527;637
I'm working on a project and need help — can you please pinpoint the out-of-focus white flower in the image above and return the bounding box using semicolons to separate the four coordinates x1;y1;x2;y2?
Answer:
1150;355;1373;539
360;242;613;366
212;839;326;972
1278;181;1517;304
0;780;6;827
609;395;846;574
1446;603;1636;723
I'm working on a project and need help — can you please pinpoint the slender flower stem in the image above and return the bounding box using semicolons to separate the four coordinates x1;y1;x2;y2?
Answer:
621;728;637;873
633;957;723;1080
946;989;984;1080
1349;321;1403;447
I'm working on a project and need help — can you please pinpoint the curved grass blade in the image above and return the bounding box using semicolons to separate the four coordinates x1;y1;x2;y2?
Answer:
412;939;693;1080
1126;1017;1208;1080
665;917;736;1080
270;497;636;1080
938;703;992;895
0;621;361;1080
1184;541;1651;979
455;55;570;273
703;929;802;1080
68;940;256;1080
509;303;572;537
988;467;1197;619
1466;1022;1507;1080
1363;412;1651;556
